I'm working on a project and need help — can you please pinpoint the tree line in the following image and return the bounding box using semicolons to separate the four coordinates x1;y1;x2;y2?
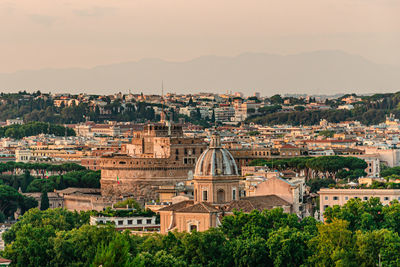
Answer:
249;156;367;180
0;162;100;221
248;92;400;126
0;92;160;124
3;198;400;266
0;122;75;139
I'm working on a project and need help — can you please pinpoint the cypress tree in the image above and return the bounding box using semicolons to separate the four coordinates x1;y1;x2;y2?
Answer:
21;170;32;193
40;190;49;210
59;175;65;190
12;175;19;190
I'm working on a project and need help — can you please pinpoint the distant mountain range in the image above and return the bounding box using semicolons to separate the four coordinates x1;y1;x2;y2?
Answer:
1;50;399;95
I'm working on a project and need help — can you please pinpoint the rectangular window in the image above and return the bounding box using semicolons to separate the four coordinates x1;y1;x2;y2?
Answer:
345;196;348;200
127;220;133;225
137;219;142;224
325;196;328;200
333;196;338;200
202;190;208;201
118;220;123;225
146;219;152;224
232;189;236;200
363;197;368;201
384;197;389;201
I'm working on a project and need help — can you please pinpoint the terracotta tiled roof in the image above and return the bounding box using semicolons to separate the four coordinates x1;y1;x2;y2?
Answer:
225;195;291;213
57;188;101;195
158;201;218;213
158;200;194;212
304;139;357;143
178;202;219;213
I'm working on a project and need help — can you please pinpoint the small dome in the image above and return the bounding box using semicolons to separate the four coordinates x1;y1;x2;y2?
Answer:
194;133;239;177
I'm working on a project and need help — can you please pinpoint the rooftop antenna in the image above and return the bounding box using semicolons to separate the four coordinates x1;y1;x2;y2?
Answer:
160;81;167;124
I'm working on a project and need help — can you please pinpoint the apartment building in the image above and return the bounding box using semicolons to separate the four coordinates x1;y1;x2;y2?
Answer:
318;188;400;220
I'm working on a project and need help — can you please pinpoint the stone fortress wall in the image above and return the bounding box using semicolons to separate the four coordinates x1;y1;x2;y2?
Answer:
100;123;207;201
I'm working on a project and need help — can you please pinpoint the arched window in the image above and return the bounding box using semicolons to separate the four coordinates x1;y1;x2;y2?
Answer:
217;189;225;203
232;187;237;200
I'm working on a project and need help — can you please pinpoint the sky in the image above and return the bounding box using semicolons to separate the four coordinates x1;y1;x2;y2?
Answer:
1;0;399;73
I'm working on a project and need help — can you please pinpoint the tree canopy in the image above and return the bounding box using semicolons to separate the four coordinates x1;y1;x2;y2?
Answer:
0;122;75;139
3;202;400;266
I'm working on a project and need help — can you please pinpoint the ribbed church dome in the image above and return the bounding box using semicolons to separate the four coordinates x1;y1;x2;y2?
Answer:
194;133;239;177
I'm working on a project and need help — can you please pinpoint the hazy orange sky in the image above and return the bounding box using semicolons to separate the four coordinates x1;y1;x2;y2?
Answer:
1;0;399;73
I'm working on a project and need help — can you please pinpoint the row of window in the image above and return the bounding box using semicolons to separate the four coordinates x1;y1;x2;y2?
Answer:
325;196;400;201
183;158;196;164
175;148;203;155
253;151;270;156
98;218;153;225
201;188;237;201
281;152;299;156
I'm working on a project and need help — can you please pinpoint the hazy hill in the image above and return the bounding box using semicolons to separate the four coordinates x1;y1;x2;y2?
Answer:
1;50;399;95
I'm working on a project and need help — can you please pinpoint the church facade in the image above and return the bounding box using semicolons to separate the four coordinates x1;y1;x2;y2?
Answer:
159;133;295;234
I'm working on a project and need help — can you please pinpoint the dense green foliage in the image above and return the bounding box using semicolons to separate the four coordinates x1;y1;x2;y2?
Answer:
113;198;142;210
381;166;400;177
0;162;100;194
3;200;400;267
0;162;98;220
248;92;400;125
249;156;367;179
5;91;400;127
306;178;337;193
318;130;334;138
25;170;101;192
39;191;49;211
0;185;37;219
0;122;75;139
94;207;156;219
0;92;160;124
